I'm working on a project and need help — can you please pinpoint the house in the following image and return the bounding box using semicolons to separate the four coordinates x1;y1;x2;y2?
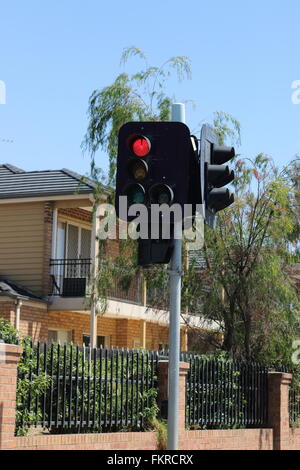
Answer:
0;163;198;349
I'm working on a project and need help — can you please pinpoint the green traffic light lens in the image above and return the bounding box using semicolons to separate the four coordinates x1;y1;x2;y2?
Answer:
125;183;146;205
157;192;170;204
149;184;174;205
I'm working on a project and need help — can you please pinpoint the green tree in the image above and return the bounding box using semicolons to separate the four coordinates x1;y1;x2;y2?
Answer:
82;46;192;185
202;154;300;362
83;46;300;364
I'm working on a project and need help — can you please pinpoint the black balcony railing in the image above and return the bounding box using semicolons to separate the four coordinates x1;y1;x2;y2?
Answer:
50;259;91;297
49;259;142;303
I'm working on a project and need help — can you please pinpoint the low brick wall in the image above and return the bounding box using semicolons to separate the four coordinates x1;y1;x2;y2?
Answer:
15;432;157;450
14;429;275;451
180;429;273;450
1;343;300;451
289;428;300;450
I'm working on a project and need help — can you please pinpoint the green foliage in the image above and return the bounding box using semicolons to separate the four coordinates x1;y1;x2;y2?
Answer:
83;45;300;366
0;317;20;344
202;153;300;362
213;111;241;146
82;46;191;184
186;354;262;430
150;417;167;450
0;320;50;436
93;237;140;315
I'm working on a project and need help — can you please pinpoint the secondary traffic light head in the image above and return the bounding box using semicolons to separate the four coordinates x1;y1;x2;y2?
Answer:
200;125;235;228
115;121;193;221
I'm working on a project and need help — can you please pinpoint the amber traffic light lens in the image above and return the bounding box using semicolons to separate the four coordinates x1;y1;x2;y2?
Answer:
128;159;148;181
131;136;151;157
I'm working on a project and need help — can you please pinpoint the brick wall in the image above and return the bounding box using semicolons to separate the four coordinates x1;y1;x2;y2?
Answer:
0;344;22;450
48;311;186;350
1;302;188;350
179;428;273;450
289;427;300;450
17;305;48;342
48;311;117;345
0;301;48;342
0;301;15;323
15;432;157;450
1;344;300;450
58;208;92;225
146;322;186;350
268;372;293;450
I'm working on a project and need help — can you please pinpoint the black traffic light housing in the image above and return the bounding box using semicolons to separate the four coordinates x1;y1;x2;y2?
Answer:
115;121;194;220
200;124;235;228
115;121;196;266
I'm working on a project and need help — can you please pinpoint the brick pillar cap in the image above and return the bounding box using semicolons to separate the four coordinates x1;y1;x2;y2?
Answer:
0;343;23;354
268;371;293;384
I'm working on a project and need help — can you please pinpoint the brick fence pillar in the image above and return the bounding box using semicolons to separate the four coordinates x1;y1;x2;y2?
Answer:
178;362;189;432
0;343;23;450
157;360;189;431
268;372;293;450
157;361;168;414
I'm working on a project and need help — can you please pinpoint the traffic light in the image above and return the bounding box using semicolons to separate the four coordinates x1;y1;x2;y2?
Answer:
115;121;195;265
115;121;194;218
200;124;235;228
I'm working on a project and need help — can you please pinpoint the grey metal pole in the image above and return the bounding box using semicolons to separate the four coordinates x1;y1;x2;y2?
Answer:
167;103;185;450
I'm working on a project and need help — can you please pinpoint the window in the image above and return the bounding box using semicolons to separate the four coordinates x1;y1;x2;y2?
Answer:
56;221;91;260
48;329;72;344
133;338;141;348
66;224;91;260
54;221;92;297
82;334;111;348
159;343;169;350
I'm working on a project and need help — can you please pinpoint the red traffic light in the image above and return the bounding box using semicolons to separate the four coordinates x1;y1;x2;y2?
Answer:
131;135;151;157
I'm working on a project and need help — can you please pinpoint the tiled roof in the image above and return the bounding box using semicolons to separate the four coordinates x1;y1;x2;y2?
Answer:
0;278;47;302
0;163;107;199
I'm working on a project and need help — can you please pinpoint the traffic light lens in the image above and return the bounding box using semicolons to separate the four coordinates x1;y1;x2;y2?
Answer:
125;183;145;205
128;159;148;180
132;136;151;157
158;192;170;204
149;184;174;205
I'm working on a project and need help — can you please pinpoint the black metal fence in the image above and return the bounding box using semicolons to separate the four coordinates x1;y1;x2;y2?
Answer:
2;329;297;433
289;387;300;426
16;340;159;434
186;357;269;429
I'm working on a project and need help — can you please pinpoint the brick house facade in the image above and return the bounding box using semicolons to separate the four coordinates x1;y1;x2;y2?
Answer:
0;164;201;350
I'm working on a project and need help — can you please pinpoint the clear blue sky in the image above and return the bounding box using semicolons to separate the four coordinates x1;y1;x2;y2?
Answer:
1;0;300;178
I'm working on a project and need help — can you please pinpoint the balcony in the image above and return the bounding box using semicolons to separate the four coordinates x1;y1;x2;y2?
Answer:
49;258;142;305
50;258;91;297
